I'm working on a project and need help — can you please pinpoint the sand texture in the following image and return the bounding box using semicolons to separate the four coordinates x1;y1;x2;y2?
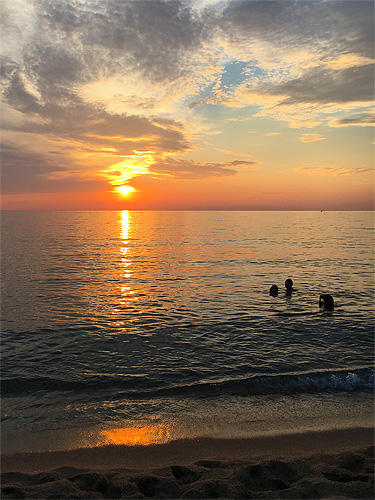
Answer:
2;446;374;499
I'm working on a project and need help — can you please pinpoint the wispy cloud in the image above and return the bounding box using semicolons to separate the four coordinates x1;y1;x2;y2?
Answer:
329;113;375;127
299;134;325;143
296;166;374;176
148;157;258;179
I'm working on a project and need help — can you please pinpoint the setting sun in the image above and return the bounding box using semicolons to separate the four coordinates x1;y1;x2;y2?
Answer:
116;186;135;196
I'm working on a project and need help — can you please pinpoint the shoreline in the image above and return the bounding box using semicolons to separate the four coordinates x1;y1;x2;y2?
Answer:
2;426;373;473
2;428;374;499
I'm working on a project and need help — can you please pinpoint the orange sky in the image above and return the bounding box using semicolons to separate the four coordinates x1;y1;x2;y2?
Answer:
1;0;374;210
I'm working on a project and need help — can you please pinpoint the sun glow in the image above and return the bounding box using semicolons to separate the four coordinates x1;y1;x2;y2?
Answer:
116;186;135;196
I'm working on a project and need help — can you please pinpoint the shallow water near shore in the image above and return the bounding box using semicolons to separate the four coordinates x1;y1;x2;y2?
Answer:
1;211;374;454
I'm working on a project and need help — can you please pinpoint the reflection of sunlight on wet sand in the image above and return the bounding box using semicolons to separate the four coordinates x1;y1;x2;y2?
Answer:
99;423;177;446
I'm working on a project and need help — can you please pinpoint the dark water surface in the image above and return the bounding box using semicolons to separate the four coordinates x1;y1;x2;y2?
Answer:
1;211;374;453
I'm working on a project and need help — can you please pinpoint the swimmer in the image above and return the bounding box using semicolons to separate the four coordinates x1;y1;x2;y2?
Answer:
319;294;334;310
269;284;278;296
285;278;294;294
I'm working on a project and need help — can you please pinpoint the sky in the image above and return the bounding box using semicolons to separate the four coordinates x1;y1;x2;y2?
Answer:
1;0;374;210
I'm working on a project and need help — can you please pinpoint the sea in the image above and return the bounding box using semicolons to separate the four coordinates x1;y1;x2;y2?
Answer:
1;210;374;454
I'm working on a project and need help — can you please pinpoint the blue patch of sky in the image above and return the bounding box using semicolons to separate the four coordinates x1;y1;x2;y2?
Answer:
215;60;272;95
184;59;297;125
184;60;270;108
219;60;249;90
184;61;250;106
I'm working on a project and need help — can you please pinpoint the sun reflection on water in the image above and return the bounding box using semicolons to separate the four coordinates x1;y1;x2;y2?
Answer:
120;210;131;278
120;210;130;241
110;210;139;329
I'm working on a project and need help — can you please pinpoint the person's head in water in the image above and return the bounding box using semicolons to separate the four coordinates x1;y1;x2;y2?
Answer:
319;294;334;310
285;278;293;292
269;285;278;296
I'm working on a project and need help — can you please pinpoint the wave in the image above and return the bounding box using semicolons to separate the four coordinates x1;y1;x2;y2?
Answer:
2;367;373;399
154;367;374;399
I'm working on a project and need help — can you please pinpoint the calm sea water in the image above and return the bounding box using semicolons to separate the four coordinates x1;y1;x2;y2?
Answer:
1;211;374;454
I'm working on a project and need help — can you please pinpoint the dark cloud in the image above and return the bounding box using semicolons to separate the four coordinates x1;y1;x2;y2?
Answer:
271;65;374;105
220;0;374;59
148;157;257;179
330;113;375;127
188;98;207;109
0;56;18;81
0;144;106;194
24;44;82;87
27;0;207;89
228;159;258;167
221;0;315;45
3;69;42;113
326;0;375;59
2;85;192;152
42;103;190;154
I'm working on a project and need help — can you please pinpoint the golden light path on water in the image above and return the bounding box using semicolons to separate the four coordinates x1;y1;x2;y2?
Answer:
111;211;138;329
120;210;131;279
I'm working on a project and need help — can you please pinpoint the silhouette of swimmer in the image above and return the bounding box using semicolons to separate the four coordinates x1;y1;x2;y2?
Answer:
285;278;294;294
319;294;334;310
269;284;278;296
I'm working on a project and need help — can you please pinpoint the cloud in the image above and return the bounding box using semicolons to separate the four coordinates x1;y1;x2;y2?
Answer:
299;134;325;143
329;113;375;128
269;66;373;106
148;157;258;179
296;166;375;177
320;54;374;71
0;0;36;61
219;0;374;63
202;142;255;158
0;144;107;194
30;0;208;85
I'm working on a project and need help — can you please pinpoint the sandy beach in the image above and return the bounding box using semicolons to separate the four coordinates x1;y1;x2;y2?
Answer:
2;427;374;499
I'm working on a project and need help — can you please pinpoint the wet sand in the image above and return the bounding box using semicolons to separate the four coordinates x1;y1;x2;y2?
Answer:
2;427;374;499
